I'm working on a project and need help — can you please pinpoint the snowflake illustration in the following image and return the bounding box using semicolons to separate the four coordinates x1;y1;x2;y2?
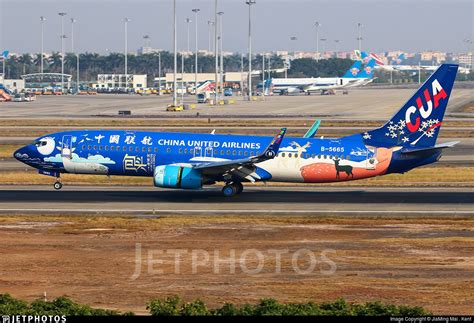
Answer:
402;137;410;143
363;132;372;140
418;118;439;138
384;119;406;139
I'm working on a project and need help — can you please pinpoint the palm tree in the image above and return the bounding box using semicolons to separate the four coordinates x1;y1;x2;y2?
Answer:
48;52;62;73
17;53;32;75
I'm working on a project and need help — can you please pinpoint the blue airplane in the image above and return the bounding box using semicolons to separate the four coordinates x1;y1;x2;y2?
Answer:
14;64;459;197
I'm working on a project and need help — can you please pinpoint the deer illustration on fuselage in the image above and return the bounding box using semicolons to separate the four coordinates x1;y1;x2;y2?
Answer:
334;158;353;179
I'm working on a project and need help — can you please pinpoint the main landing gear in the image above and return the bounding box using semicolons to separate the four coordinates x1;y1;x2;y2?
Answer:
222;182;243;197
53;178;63;190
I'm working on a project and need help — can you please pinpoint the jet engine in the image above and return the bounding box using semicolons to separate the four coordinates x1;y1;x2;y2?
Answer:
153;165;203;189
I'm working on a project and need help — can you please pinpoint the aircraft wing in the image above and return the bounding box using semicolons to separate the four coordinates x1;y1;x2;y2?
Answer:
192;128;287;182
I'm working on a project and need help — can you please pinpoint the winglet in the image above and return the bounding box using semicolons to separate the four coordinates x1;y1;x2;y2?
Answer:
262;128;287;159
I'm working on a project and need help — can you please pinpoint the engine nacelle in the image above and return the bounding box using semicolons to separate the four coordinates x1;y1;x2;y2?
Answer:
154;165;203;189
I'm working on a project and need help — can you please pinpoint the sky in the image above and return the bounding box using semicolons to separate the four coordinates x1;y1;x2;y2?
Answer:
0;0;472;55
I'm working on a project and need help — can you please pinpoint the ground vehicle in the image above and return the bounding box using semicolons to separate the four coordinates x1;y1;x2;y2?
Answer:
13;93;26;102
224;88;233;96
197;93;207;103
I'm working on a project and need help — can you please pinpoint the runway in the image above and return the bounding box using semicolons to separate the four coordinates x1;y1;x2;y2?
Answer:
0;185;472;216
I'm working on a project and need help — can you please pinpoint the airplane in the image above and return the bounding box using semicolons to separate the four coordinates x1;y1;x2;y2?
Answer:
303;58;377;94
14;64;459;197
269;58;374;95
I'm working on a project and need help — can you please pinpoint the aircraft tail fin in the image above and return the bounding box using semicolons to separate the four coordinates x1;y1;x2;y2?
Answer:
342;60;362;78
356;59;376;78
363;64;458;148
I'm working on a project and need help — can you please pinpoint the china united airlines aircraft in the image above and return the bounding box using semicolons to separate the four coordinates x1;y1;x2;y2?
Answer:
14;64;459;197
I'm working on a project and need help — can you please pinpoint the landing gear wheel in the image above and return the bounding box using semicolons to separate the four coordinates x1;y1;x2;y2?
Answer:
233;182;243;194
222;184;237;197
53;181;63;190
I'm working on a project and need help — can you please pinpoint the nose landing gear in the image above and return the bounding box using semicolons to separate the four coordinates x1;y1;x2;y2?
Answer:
53;178;63;190
222;182;243;197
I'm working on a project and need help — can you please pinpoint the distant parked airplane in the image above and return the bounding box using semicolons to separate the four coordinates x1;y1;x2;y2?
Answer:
15;65;459;197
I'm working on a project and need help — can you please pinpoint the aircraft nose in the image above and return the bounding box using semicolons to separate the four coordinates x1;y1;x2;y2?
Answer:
14;146;28;160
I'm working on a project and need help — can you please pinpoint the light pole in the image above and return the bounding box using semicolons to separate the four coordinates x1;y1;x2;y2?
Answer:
207;20;214;53
158;51;162;95
320;38;327;52
246;0;256;100
314;21;321;60
261;53;265;99
214;0;218;105
240;53;244;96
40;16;46;75
290;36;297;57
192;9;200;94
218;11;224;99
58;12;67;93
173;0;177;106
71;18;79;93
123;17;131;91
186;18;192;53
357;22;363;52
333;39;340;57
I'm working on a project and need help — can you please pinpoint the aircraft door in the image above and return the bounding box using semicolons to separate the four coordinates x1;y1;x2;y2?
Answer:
204;146;214;158
61;135;73;159
365;148;377;170
193;146;202;158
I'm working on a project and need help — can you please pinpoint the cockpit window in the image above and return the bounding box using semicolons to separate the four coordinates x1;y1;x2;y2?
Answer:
33;140;47;147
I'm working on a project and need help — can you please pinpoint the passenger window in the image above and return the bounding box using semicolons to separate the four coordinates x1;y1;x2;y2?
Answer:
179;148;183;154
282;153;285;157
154;148;159;153
87;145;92;150
214;150;218;155
110;146;115;151
93;145;97;150
227;150;231;155
135;147;140;152
129;146;133;152
244;151;249;156
82;145;85;150
105;146;109;151
99;146;103;150
184;148;188;154
220;150;225;155
232;150;237;155
142;147;147;152
250;151;255;156
288;153;292;158
148;147;152;153
166;148;171;153
238;151;243;156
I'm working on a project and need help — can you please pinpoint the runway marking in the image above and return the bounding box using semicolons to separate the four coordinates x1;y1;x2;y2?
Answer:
0;208;472;215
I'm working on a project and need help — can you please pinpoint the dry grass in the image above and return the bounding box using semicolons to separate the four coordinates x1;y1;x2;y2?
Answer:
0;118;472;128
0;166;472;186
0;144;22;158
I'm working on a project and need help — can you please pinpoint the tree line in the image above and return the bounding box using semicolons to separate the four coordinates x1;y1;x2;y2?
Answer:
2;52;360;84
0;293;430;316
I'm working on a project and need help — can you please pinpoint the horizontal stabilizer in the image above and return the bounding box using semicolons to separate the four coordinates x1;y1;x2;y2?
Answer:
401;141;459;154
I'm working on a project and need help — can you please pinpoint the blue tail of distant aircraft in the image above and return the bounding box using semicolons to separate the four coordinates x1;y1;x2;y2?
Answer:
356;59;376;79
394;53;406;64
365;64;458;148
342;61;363;78
1;50;8;59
